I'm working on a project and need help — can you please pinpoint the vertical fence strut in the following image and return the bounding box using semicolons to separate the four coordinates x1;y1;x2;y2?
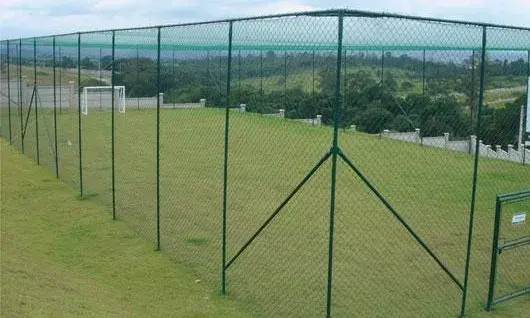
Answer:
460;25;487;318
19;39;24;153
486;198;502;311
7;41;12;144
77;33;83;197
33;38;40;165
326;12;344;318
156;26;162;251
470;50;476;131
519;50;530;165
111;31;116;220
53;37;59;178
221;21;234;296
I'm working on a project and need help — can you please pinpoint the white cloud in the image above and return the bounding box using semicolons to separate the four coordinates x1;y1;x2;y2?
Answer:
0;0;528;39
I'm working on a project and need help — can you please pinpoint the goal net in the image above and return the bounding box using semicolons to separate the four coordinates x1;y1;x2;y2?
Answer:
82;86;125;115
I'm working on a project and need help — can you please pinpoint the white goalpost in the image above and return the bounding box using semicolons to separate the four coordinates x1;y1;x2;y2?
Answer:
82;86;126;115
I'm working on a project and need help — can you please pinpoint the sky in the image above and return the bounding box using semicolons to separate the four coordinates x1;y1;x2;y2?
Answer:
0;0;529;39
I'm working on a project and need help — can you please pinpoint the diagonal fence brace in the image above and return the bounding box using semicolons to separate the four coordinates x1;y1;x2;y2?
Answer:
21;86;36;141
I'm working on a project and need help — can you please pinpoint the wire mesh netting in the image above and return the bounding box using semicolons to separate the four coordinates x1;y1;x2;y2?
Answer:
54;34;80;190
158;22;229;289
113;28;158;244
1;10;529;317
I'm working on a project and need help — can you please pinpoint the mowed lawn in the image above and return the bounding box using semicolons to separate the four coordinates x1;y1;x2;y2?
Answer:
0;138;249;317
2;107;529;317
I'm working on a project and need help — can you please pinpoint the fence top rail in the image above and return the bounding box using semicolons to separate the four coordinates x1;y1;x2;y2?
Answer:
1;8;529;44
497;189;530;202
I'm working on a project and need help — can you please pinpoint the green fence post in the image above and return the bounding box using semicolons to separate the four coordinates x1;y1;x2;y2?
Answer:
460;25;487;318
34;38;40;165
222;20;234;296
381;49;385;86
486;198;502;311
111;30;116;220
326;12;344;318
77;33;83;197
156;26;162;251
53;37;59;178
99;48;102;108
519;51;530;165
7;41;12;145
19;39;24;153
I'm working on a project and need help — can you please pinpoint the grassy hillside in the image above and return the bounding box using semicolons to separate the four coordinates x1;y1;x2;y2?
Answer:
0;138;249;317
3;107;529;317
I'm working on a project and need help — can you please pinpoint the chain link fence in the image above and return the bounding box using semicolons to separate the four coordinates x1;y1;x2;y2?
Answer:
1;10;529;317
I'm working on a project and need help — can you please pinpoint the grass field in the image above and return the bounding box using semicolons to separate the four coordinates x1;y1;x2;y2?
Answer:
0;138;249;317
2;106;529;317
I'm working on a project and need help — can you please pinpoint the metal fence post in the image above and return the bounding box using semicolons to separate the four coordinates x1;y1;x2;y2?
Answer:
7;41;12;145
486;198;502;311
19;39;24;153
77;33;83;197
112;30;116;220
326;12;344;318
222;20;234;296
53;37;59;178
519;51;530;165
460;25;487;318
34;38;40;165
156;26;162;251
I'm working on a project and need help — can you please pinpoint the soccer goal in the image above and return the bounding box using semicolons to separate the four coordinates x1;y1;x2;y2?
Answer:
486;190;530;311
82;86;126;115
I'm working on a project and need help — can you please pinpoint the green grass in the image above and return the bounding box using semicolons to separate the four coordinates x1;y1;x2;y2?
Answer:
0;138;249;317
2;107;529;317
